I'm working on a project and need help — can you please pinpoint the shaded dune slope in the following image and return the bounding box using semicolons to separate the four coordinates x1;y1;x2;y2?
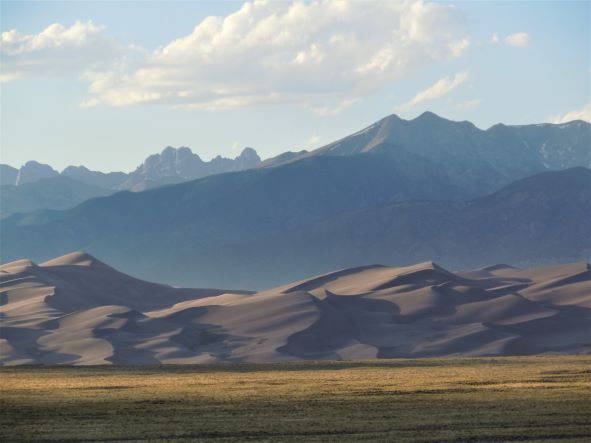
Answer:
1;253;589;365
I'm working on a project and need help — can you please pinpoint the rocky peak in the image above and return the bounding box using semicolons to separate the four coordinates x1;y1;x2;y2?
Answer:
15;161;59;185
235;147;261;169
120;146;261;190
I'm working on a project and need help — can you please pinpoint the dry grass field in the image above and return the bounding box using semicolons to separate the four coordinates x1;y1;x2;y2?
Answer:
1;356;590;442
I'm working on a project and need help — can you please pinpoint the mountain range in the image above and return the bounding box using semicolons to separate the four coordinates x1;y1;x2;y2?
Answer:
0;147;261;216
1;112;589;289
2;112;589;217
1;252;588;365
266;111;590;195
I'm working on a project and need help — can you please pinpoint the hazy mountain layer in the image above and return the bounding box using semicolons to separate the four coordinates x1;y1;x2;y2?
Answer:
2;113;589;288
0;165;18;186
0;146;261;191
2;162;588;289
1;252;588;365
0;176;113;218
0;151;465;285
62;166;127;190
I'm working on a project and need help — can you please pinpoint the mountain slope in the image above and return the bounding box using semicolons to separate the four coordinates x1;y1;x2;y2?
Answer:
0;176;113;218
1;253;588;365
0;165;18;186
242;167;590;287
2;159;588;289
61;166;128;189
265;112;590;194
0;152;461;262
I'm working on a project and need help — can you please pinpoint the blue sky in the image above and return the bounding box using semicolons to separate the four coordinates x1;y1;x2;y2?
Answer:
1;0;589;172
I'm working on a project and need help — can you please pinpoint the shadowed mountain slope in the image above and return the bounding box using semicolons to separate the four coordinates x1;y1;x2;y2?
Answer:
1;253;588;365
1;152;464;286
2;166;587;289
0;176;113;218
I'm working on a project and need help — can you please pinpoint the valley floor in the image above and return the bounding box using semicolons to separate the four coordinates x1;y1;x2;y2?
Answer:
1;356;590;442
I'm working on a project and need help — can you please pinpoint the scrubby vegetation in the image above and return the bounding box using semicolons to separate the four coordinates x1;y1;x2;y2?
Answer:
1;356;590;442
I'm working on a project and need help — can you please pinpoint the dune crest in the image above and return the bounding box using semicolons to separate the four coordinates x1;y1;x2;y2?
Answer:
40;251;110;268
1;252;589;365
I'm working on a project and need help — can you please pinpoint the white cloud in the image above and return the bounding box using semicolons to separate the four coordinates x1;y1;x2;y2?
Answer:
448;37;470;57
489;31;529;48
79;0;469;111
399;70;469;110
504;32;529;48
0;21;138;81
547;103;591;123
307;133;321;145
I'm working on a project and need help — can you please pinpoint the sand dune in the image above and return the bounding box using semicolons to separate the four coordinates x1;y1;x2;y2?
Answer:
1;252;589;365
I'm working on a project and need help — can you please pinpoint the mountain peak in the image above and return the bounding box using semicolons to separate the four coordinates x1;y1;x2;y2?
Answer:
16;161;58;185
236;147;261;165
412;111;449;123
62;165;91;174
239;146;257;156
120;146;261;191
380;113;404;123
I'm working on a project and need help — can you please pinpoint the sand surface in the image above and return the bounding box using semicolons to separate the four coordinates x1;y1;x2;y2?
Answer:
1;252;589;364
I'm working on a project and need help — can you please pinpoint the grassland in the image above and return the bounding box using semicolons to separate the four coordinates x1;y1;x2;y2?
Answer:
1;356;590;442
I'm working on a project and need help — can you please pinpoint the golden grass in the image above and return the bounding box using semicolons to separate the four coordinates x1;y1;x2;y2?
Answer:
1;356;591;442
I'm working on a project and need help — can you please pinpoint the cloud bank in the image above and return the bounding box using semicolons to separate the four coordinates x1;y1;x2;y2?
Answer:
1;0;470;112
0;21;138;82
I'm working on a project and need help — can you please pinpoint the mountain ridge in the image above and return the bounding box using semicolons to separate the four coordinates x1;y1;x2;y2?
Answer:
2;164;588;289
0;146;263;216
0;146;262;191
263;112;590;195
2;112;589;288
3;112;589;191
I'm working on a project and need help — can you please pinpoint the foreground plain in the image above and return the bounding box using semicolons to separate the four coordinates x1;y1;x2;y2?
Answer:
1;356;590;442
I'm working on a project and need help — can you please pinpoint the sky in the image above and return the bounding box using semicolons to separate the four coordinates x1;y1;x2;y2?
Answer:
1;0;589;172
